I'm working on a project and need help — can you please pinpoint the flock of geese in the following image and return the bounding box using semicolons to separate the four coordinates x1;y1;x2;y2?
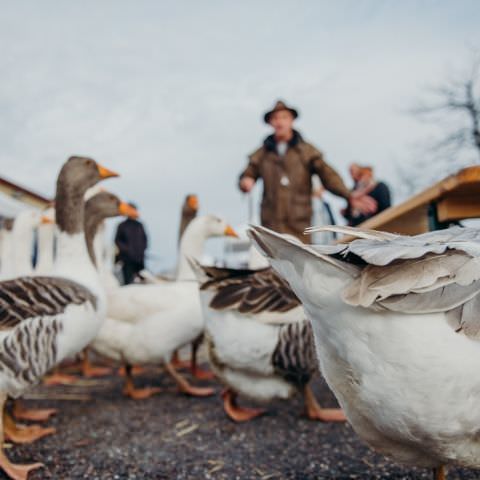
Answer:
0;156;479;479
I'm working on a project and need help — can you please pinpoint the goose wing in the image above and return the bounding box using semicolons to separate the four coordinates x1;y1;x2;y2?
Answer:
199;265;301;318
311;225;480;339
0;276;97;329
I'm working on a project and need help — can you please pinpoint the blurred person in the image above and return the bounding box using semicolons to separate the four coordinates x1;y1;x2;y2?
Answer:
115;202;148;284
343;163;391;226
239;100;376;241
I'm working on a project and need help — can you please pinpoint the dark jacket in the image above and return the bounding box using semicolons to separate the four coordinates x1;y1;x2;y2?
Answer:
115;218;148;267
344;181;391;226
239;131;350;237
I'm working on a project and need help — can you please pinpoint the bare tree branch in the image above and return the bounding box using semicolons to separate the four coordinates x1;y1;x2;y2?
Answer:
411;52;480;163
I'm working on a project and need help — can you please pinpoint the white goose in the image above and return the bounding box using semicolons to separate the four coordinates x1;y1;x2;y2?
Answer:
0;156;118;480
1;210;44;279
92;215;238;399
193;261;346;423
34;207;56;276
249;224;480;480
0;218;15;279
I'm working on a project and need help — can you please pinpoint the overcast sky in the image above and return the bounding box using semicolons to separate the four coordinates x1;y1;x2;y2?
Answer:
1;1;479;270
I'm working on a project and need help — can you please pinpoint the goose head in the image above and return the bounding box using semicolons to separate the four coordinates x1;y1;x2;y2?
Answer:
55;156;119;235
196;215;238;239
176;215;238;280
58;156;118;195
85;191;138;227
186;194;199;212
84;191;138;267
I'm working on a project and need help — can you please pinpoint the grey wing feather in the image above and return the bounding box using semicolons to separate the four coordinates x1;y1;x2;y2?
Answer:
199;266;301;314
343;252;474;307
315;225;480;339
446;294;480;338
272;320;317;386
0;276;97;330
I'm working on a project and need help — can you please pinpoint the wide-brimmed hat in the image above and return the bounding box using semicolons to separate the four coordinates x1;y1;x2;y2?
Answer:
264;100;299;124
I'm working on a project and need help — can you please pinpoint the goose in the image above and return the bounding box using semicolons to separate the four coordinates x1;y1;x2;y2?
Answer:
33;207;55;276
192;261;346;423
43;190;136;382
0;156;118;480
170;194;200;369
1;210;45;279
92;215;238;399
249;224;480;480
107;214;237;382
178;193;199;244
0;211;59;425
0;218;14;278
79;190;138;377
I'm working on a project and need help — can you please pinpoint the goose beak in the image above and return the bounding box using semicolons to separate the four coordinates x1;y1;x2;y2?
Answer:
187;195;199;211
119;202;139;219
97;163;119;179
41;216;54;225
224;225;238;238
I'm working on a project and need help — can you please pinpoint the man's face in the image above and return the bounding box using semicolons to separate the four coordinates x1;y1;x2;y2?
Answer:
269;110;294;137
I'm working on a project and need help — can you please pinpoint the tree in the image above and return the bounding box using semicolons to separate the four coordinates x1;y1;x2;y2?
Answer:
413;53;480;163
396;52;480;200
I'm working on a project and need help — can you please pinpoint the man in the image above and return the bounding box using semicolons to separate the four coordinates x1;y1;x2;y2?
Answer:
239;100;376;241
115;203;148;284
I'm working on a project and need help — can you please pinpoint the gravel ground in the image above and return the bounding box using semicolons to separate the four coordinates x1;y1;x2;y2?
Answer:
4;361;479;480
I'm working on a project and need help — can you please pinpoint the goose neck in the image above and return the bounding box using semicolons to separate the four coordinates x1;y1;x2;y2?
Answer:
176;223;207;281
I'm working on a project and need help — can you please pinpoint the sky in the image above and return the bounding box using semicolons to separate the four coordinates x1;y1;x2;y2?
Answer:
0;1;479;271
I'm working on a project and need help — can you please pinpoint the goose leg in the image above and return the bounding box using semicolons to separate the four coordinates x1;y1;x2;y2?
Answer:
221;388;266;422
118;365;147;376
303;384;346;422
189;337;215;380
170;350;191;370
12;400;56;422
81;349;112;377
433;466;446;480
122;364;161;400
3;412;55;444
165;362;214;397
0;394;44;480
43;367;78;386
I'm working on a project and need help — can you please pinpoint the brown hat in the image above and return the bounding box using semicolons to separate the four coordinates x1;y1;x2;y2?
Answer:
263;100;299;124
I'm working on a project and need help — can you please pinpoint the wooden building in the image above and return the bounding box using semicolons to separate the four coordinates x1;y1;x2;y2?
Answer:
0;176;51;217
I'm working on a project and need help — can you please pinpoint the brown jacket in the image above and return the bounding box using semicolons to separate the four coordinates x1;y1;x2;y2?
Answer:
239;131;350;239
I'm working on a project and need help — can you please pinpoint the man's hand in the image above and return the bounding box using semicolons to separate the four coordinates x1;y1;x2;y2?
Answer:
349;191;377;215
240;176;255;193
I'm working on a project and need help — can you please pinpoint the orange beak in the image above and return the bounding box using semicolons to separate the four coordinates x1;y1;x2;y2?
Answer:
224;225;238;238
119;202;139;219
187;195;199;211
97;163;119;179
41;215;54;225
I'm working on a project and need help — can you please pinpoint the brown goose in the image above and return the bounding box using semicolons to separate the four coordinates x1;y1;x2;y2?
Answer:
80;191;138;377
0;156;117;480
193;262;345;423
178;193;199;243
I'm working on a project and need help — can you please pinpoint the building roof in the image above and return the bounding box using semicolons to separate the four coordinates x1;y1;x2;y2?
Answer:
0;176;51;205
